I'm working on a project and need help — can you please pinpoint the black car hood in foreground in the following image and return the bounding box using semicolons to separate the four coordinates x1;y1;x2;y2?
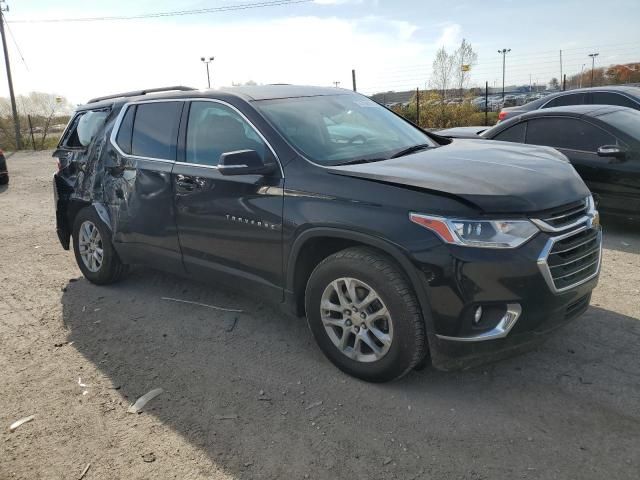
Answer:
328;139;590;213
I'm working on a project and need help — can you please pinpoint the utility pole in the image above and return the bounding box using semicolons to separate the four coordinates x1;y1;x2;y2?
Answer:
0;2;22;150
332;81;340;88
498;48;511;100
588;53;599;87
351;69;357;92
415;87;420;126
200;56;214;88
579;63;586;88
559;50;563;90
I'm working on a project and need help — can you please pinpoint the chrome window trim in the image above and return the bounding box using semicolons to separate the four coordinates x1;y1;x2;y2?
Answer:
436;304;522;342
540;90;640;109
537;223;602;294
109;97;284;177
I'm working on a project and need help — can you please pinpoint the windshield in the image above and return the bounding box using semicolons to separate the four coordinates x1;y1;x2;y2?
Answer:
598;109;640;139
254;94;436;165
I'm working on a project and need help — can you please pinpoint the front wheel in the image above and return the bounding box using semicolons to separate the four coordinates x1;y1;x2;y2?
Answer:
305;247;427;382
72;207;127;285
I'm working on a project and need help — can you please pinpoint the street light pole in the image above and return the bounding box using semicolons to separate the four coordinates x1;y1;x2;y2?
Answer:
200;56;214;88
498;48;511;101
588;53;599;87
579;63;586;88
0;2;22;150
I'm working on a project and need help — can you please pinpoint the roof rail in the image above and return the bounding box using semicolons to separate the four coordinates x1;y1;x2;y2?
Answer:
87;86;196;104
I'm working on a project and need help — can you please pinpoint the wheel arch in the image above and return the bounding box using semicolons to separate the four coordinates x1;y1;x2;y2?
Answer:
286;228;434;334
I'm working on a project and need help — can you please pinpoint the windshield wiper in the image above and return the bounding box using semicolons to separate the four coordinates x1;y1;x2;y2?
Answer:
335;157;387;166
390;144;432;159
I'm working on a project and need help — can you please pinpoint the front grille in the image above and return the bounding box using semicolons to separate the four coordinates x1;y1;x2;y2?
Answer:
537;199;589;230
545;227;601;291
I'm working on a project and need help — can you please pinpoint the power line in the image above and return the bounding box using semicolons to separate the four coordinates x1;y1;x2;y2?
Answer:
6;0;313;23
3;17;27;70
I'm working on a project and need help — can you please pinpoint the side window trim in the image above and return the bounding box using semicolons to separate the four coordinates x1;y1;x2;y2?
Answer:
109;99;184;164
177;98;283;176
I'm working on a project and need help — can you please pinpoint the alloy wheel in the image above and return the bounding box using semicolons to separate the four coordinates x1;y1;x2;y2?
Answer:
78;220;104;273
320;277;393;362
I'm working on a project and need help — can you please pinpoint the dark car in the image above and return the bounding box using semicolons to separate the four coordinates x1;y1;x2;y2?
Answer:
439;105;640;220
53;85;601;382
0;150;8;185
498;85;640;122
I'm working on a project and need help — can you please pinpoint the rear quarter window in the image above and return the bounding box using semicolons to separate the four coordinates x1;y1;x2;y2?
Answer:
492;122;527;143
60;109;110;149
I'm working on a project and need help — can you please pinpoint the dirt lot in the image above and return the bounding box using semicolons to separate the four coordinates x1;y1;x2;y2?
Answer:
1;151;639;480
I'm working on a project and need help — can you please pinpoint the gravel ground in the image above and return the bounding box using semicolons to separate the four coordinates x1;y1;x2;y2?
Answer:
1;151;639;480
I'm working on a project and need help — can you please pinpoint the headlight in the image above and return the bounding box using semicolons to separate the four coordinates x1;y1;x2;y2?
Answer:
409;213;539;248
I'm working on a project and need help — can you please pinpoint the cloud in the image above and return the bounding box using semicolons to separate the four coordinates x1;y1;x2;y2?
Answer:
435;22;462;49
2;15;431;102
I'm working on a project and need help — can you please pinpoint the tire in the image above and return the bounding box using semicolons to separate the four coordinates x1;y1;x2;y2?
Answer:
72;206;127;285
305;247;427;382
0;174;8;185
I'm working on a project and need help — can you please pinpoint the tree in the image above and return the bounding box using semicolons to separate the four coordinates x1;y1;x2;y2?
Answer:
430;46;455;101
548;77;560;90
453;39;478;93
18;92;72;149
0;92;72;150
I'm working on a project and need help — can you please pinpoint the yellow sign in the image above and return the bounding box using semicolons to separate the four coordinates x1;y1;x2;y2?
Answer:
461;65;471;72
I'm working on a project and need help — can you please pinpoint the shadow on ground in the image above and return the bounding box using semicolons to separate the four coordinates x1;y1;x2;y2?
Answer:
602;216;640;254
60;268;640;479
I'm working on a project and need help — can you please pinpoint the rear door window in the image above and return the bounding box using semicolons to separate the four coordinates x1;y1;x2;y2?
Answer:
543;93;586;108
525;117;617;152
590;92;639;109
492;122;526;143
130;102;182;160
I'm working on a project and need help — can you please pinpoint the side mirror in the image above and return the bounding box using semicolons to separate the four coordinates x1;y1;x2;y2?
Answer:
597;145;626;160
218;150;276;176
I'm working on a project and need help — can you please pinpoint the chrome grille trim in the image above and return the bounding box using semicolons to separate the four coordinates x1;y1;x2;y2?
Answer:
531;197;595;233
537;224;602;294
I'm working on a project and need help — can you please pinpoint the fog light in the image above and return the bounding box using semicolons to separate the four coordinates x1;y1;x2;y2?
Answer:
473;306;483;325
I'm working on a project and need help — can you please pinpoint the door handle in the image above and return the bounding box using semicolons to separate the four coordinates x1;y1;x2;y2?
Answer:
176;174;206;190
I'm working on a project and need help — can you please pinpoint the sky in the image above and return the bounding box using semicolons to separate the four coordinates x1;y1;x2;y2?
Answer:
1;0;639;105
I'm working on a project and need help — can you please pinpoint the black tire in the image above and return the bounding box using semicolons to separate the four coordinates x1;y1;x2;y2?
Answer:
0;174;8;185
72;206;127;285
305;247;427;382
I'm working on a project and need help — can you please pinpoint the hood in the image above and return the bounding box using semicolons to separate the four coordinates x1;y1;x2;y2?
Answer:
328;139;590;213
435;126;487;139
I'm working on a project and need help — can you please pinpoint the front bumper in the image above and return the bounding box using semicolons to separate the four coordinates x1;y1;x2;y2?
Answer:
407;225;601;370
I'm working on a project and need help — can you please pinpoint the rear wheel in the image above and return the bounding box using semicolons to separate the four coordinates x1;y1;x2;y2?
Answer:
305;247;427;382
72;207;127;284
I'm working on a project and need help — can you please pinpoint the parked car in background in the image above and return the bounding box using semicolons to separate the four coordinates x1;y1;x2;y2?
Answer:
498;85;640;122
0;150;8;185
437;105;640;221
53;85;601;382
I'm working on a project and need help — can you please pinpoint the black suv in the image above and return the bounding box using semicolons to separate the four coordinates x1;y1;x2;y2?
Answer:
53;85;602;382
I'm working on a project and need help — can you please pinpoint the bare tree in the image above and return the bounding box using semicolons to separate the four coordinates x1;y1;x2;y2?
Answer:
17;92;72;148
430;46;455;101
548;77;560;90
453;39;478;93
